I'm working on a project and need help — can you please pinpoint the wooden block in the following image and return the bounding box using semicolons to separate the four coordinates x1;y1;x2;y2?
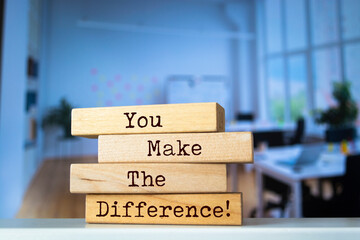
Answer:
70;163;227;193
98;132;253;163
71;102;225;138
86;193;242;225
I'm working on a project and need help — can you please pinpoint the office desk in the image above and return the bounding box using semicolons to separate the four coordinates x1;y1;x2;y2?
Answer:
254;146;346;218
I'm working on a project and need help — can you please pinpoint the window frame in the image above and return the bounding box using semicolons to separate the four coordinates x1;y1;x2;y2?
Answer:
259;0;359;124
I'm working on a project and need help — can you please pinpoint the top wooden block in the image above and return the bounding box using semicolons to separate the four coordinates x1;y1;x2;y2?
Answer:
71;103;225;138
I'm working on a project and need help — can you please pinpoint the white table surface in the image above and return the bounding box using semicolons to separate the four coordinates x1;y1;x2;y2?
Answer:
254;146;347;218
255;146;346;181
1;218;360;240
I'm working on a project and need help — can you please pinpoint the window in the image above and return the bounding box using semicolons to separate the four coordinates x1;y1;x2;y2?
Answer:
285;0;306;51
312;48;341;109
341;0;360;40
344;43;360;105
268;58;285;123
344;43;360;122
259;0;360;125
265;0;283;53
288;55;307;121
310;0;338;45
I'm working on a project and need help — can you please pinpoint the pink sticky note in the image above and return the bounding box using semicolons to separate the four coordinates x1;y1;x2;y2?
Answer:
137;84;144;92
91;84;98;92
136;98;143;105
151;77;158;84
106;100;113;106
107;80;114;88
90;68;98;75
124;83;132;91
115;93;122;100
115;74;122;82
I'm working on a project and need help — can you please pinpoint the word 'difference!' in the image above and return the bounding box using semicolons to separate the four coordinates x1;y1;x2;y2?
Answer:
70;163;227;193
86;193;242;225
98;132;253;163
71;103;225;138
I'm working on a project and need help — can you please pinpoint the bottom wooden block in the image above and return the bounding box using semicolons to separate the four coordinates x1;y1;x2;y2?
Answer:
86;193;242;225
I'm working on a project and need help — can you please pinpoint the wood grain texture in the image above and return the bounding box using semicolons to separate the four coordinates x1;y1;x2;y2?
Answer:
17;157;258;218
70;163;227;193
98;132;253;163
86;193;242;225
71;102;225;138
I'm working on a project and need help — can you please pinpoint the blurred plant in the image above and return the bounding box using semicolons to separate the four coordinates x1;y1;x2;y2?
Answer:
290;90;306;121
271;98;285;124
42;98;74;138
314;82;358;128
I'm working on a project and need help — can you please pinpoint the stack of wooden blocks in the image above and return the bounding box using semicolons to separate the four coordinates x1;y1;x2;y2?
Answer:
70;102;253;225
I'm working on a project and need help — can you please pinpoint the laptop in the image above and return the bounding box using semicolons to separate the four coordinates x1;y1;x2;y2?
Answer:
277;144;324;169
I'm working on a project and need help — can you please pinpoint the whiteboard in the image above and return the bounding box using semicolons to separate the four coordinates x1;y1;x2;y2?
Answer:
166;75;230;120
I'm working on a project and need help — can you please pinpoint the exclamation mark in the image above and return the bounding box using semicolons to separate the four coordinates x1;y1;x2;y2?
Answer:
226;200;230;217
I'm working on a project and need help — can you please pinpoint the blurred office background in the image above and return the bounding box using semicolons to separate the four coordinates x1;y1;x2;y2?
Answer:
0;0;360;218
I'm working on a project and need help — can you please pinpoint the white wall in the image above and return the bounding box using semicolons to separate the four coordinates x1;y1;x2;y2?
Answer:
225;0;257;114
0;0;29;218
41;0;255;158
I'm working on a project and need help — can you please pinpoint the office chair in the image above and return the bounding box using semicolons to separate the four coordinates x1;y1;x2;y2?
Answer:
262;175;291;217
249;175;312;217
250;119;301;217
290;117;305;145
250;131;287;217
303;154;360;217
235;112;254;121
